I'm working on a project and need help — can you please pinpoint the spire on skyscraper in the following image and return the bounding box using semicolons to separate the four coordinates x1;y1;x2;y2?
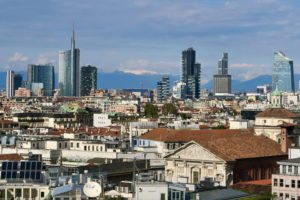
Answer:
71;22;75;49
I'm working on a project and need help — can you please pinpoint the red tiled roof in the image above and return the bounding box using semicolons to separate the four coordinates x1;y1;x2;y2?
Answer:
256;108;300;118
0;154;22;161
145;128;286;161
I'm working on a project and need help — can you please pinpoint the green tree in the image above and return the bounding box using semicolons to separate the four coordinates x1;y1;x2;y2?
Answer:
144;103;159;118
162;103;177;116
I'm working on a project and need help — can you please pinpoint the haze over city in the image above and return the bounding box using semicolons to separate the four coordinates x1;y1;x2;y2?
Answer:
1;0;300;85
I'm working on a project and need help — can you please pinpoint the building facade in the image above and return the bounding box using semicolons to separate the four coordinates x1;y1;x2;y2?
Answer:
27;64;54;96
157;76;170;102
213;53;232;94
181;48;201;99
13;74;23;92
58;25;80;96
272;51;295;92
80;65;97;96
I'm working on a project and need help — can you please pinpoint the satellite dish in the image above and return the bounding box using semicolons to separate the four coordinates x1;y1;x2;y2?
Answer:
83;182;101;198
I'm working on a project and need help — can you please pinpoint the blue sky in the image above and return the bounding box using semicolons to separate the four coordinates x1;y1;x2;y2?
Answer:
1;0;300;84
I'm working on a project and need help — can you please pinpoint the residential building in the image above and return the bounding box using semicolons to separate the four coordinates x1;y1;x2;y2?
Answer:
157;76;170;102
272;157;300;199
27;64;55;96
213;52;232;94
181;48;201;99
80;65;97;96
6;70;14;97
58;24;80;96
93;113;111;127
15;88;31;97
272;51;295;92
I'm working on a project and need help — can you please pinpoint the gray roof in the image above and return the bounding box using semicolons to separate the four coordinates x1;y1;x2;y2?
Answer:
278;157;300;164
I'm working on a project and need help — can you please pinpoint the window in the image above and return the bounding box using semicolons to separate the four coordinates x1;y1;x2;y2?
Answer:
289;165;293;173
71;142;73;148
160;193;165;200
298;180;300;188
84;146;87;151
273;178;278;186
59;143;62;149
286;179;290;187
41;192;44;198
292;180;295;188
96;146;99;151
280;179;284;187
64;142;67;148
92;146;94;151
88;146;90;151
283;165;286;173
292;194;295;200
101;146;103;152
286;194;289;199
77;143;80;148
295;166;298;175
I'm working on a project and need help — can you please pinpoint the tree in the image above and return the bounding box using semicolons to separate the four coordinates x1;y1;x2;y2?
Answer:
144;103;159;118
162;103;177;116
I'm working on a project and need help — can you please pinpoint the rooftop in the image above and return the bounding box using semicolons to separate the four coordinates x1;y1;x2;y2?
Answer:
255;108;300;118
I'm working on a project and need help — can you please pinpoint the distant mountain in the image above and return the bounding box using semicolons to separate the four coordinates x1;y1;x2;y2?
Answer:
0;71;299;92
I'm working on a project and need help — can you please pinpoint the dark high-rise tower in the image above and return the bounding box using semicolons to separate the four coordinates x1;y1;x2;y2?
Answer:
27;64;55;96
181;48;201;99
58;24;80;96
13;74;23;91
213;52;231;94
80;65;97;96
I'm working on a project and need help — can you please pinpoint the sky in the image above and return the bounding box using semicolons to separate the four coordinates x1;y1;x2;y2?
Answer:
1;0;300;84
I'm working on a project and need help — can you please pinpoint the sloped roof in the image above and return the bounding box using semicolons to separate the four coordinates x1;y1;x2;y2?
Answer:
0;154;22;161
139;128;252;142
255;108;300;118
52;183;84;197
150;128;287;161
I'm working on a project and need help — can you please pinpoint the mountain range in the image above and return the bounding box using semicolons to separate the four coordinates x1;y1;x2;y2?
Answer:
1;70;298;92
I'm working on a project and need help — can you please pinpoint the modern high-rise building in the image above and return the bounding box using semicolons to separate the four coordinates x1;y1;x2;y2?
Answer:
272;51;294;92
13;74;23;91
213;52;231;94
181;48;201;99
27;64;55;96
58;24;80;96
157;76;170;102
6;70;14;98
80;65;97;96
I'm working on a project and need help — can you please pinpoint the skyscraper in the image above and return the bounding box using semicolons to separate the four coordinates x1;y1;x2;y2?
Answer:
80;65;97;96
13;74;23;91
213;52;231;94
58;24;80;96
272;51;294;92
157;76;170;102
6;70;14;98
181;48;201;99
27;64;55;96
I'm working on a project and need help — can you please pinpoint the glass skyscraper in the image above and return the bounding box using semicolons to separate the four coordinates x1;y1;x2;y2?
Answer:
181;48;201;99
80;65;97;96
213;52;231;94
58;25;80;96
27;64;54;96
157;76;170;102
272;51;295;92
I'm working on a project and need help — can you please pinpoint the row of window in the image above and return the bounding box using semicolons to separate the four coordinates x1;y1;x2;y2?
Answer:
274;178;300;188
83;145;105;152
282;165;299;175
273;192;300;200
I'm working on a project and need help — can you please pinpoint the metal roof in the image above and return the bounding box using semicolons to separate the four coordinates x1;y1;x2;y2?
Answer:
52;183;85;197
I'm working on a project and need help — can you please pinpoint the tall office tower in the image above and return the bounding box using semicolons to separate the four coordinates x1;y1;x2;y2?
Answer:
181;48;201;99
13;74;23;91
213;52;231;94
58;24;80;96
27;64;55;96
6;70;14;97
157;76;170;102
272;51;294;92
80;65;97;96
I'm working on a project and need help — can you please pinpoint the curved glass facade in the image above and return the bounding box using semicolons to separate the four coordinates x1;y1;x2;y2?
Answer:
272;51;294;92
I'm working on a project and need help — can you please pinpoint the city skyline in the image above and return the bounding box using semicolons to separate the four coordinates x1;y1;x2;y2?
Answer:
1;0;300;85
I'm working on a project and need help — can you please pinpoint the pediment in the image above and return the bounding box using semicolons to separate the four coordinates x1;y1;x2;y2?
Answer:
169;142;223;162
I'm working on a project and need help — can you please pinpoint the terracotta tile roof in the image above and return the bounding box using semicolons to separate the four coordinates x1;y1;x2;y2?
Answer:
0;154;22;161
145;128;286;161
256;108;300;118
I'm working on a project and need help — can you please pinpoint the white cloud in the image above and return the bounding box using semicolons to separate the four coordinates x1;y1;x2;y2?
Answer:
230;63;257;68
34;53;56;65
118;59;180;75
9;52;28;62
